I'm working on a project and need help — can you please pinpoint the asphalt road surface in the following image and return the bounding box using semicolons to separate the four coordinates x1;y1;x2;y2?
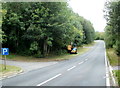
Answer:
0;59;57;72
2;40;107;86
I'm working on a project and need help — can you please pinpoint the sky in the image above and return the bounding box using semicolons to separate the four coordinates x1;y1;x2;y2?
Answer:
68;0;107;32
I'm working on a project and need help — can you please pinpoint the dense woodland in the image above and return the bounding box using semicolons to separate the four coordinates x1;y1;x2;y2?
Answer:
1;2;95;57
104;1;120;56
94;32;104;40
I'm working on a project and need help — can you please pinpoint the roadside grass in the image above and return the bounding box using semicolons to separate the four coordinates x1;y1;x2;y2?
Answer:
106;48;120;86
0;64;21;78
0;42;95;62
113;70;120;87
106;48;120;66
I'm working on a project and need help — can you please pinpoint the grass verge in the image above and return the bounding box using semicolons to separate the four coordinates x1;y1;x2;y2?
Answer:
0;42;95;62
113;70;120;87
106;48;120;66
0;64;22;78
106;48;120;86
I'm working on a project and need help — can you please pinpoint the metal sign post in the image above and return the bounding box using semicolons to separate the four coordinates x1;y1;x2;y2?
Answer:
4;55;6;70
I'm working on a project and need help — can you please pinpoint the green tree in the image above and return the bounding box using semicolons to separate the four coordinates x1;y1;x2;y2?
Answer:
2;2;95;57
104;1;120;55
95;32;105;40
82;20;95;44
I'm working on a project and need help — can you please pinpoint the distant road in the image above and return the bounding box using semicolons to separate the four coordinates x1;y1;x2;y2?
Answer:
2;40;106;86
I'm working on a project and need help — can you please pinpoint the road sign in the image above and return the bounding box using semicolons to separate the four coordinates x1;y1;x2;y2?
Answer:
2;48;9;55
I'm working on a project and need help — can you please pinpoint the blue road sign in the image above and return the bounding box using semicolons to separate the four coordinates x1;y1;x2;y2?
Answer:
2;48;9;55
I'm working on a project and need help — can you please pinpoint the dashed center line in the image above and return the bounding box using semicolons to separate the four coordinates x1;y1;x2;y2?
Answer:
37;73;62;86
78;61;84;64
37;59;87;86
67;66;76;71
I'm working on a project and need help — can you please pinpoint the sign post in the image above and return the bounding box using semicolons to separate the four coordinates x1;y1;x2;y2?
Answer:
1;48;9;70
4;55;6;70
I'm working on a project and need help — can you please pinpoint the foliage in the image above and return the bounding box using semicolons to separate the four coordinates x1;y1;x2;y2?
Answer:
113;70;120;87
104;1;120;55
95;32;105;40
106;48;120;66
0;30;6;43
0;4;7;44
82;20;95;44
2;2;95;57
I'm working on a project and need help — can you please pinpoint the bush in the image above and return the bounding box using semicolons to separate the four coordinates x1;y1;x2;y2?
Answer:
114;70;120;87
34;51;44;58
6;54;16;59
54;49;67;55
18;49;31;56
115;40;120;56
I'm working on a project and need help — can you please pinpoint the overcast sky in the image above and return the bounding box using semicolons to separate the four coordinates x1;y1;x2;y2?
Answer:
68;0;107;32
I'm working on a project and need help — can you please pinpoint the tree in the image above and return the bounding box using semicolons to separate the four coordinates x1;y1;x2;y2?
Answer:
95;32;105;40
82;20;95;44
104;1;120;55
2;2;95;57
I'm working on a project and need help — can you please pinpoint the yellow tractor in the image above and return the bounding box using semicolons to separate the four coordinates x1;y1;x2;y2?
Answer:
67;45;77;54
71;47;77;54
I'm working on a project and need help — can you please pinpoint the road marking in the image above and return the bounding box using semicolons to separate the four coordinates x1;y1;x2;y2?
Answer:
104;42;110;86
67;66;76;71
85;59;88;61
37;73;62;86
78;61;84;65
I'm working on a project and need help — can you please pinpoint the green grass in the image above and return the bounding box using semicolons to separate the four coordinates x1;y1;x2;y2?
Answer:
106;48;120;86
106;48;120;66
0;42;95;62
0;64;21;77
113;70;120;87
0;54;16;59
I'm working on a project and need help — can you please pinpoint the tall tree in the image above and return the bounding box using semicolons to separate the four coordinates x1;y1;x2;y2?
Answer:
2;2;95;57
104;1;120;55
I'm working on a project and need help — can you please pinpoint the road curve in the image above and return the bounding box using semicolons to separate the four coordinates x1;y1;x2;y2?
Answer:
2;40;106;86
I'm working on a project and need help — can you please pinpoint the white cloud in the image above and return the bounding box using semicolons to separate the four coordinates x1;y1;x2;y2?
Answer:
68;0;107;32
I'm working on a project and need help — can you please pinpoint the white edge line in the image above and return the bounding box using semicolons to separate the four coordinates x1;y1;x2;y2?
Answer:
104;42;110;86
37;73;62;86
106;53;116;85
109;66;116;85
67;66;76;71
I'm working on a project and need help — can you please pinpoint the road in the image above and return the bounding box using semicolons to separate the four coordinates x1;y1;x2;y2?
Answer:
0;60;57;73
2;40;107;86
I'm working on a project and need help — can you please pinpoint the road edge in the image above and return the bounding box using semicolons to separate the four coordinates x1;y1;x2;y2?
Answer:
104;46;110;86
0;62;58;81
0;69;23;81
104;41;116;86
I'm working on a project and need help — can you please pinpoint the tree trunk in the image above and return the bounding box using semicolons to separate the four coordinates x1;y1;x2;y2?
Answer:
43;38;48;57
47;46;50;55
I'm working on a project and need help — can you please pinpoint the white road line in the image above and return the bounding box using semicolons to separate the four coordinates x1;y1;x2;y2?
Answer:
67;66;76;71
85;59;88;61
37;73;62;86
78;61;84;65
104;42;110;86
